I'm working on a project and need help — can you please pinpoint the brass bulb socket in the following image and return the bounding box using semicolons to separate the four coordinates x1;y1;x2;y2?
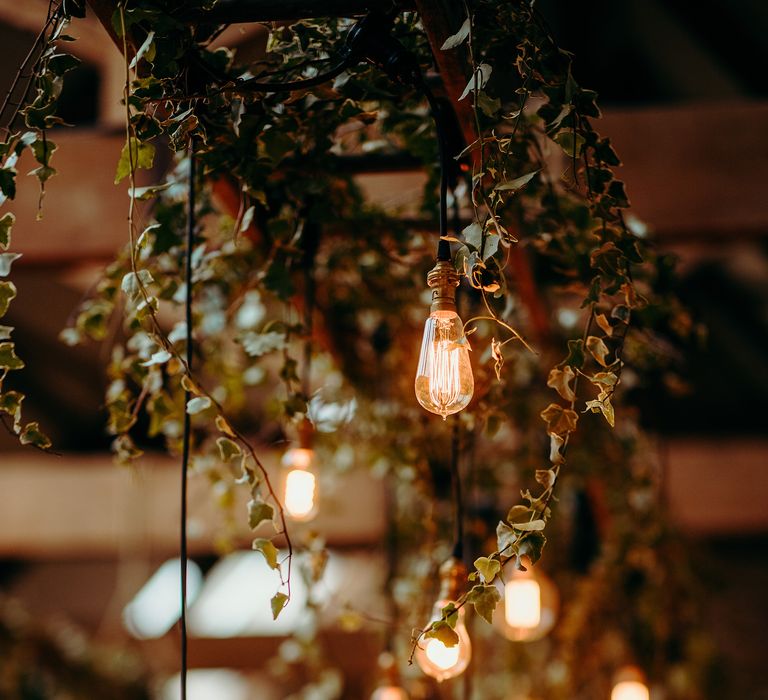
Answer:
427;260;460;315
437;557;468;602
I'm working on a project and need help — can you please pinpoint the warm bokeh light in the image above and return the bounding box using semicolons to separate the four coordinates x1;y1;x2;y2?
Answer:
494;564;558;642
370;685;409;700
415;604;472;682
425;638;461;669
284;468;316;520
611;667;650;700
611;681;650;700
504;578;541;629
281;447;318;521
122;558;202;639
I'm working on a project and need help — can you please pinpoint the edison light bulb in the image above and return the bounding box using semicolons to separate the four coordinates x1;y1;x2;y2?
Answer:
611;667;650;700
415;558;472;682
414;261;473;419
281;447;317;521
415;604;472;682
494;562;558;642
370;686;409;700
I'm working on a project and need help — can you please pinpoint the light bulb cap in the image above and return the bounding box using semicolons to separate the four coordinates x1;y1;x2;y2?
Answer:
438;557;468;601
427;260;460;314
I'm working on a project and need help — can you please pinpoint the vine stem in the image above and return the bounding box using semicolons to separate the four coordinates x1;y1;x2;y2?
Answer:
115;0;294;643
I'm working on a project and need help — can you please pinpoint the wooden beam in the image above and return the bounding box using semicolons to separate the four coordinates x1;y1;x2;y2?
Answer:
0;439;765;558
0;453;386;558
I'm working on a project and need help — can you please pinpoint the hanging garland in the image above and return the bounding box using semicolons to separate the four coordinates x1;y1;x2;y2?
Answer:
0;1;714;697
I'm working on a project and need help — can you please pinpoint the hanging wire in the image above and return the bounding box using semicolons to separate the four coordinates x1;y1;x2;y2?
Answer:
422;85;452;262
179;142;197;700
301;218;320;402
450;416;464;560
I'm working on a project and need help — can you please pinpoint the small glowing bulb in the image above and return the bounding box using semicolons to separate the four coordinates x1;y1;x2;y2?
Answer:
415;603;472;682
494;563;558;642
370;686;409;700
415;309;474;419
611;667;650;700
281;447;317;521
504;578;541;629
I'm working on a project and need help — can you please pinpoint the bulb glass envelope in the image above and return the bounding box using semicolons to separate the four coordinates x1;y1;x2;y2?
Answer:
493;564;559;642
414;600;472;682
281;447;318;521
415;310;473;418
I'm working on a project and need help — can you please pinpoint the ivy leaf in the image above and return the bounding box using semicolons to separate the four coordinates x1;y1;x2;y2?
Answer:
140;349;171;367
115;138;155;184
270;591;289;620
241;330;286;357
129;183;171;200
0;325;12;340
20;422;51;449
494;170;539;192
215;414;237;438
589;371;618;391
546;366;575;401
467;584;501;624
482;233;500;261
549;433;565;465
30;138;57;165
474;556;500;583
586;335;611;367
559;338;585;369
554;130;585;158
253;538;279;569
462;221;483;249
458;63;492;100
129;30;156;69
0;253;22;277
595;312;613;336
506;505;530;523
512;519;546;531
186;396;212;415
0;281;17;316
0;212;14;250
248;499;274;530
121;270;153;300
518;531;547;565
441;18;470;50
0;390;23;430
425;621;459;647
0;342;24;370
540;403;579;436
216;436;241;462
535;469;556;489
585;397;615;427
496;520;517;553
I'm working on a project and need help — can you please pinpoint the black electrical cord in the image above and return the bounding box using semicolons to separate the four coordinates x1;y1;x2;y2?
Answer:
422;84;452;262
450;416;464;561
179;141;196;700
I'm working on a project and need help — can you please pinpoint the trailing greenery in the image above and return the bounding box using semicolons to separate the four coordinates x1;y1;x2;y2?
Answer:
0;0;715;697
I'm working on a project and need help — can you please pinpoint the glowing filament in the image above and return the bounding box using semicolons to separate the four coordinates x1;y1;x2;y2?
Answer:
415;311;473;419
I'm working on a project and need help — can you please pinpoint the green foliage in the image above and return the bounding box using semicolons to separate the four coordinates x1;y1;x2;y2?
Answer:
2;0;710;694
